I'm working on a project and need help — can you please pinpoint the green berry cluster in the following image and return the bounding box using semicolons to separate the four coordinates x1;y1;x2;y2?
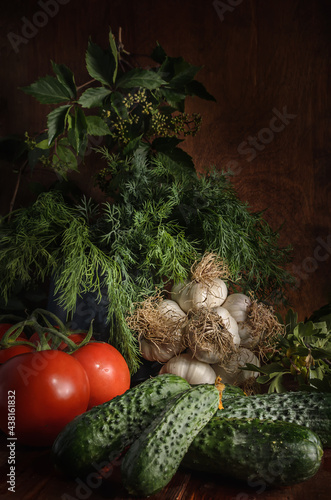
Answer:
149;111;202;138
122;88;154;115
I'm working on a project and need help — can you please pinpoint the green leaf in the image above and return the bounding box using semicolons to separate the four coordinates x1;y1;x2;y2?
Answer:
47;105;71;145
108;28;118;83
254;362;285;375
116;68;167;90
67;107;88;156
268;372;288;393
294;321;316;340
85;116;111;136
285;308;298;335
35;139;49;150
151;42;167;64
78;87;112;108
51;61;76;99
21;75;73;104
159;88;186;111
310;347;331;359
86;40;117;86
242;362;264;373
158;147;195;171
122;135;143;155
256;374;272;384
313;321;329;334
54;142;78;172
185;80;216;101
294;346;310;356
168;59;201;88
108;92;128;119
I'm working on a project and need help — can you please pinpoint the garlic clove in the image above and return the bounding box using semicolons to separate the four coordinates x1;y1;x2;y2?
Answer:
212;348;260;386
157;299;187;327
237;322;260;348
139;337;184;363
194;349;223;364
212;306;241;346
222;293;251;323
203;278;228;308
171;278;228;313
159;353;217;385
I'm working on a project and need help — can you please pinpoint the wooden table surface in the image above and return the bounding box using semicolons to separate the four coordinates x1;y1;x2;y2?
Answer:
1;431;330;500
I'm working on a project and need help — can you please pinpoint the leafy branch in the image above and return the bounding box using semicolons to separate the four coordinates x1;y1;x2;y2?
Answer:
15;28;214;182
244;305;331;393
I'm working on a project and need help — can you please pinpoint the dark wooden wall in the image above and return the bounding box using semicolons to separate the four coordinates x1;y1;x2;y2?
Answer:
0;0;330;321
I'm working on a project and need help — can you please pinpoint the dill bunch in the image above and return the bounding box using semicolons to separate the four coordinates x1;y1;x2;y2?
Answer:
0;150;294;372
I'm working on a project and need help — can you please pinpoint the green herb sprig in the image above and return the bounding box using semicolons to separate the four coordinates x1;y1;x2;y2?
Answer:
244;305;331;393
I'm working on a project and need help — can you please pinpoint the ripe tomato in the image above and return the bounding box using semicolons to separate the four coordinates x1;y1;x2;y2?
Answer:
72;342;130;409
0;350;90;447
0;344;35;364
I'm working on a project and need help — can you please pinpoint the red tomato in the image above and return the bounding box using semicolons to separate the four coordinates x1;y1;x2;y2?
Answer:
0;344;35;364
72;342;130;409
0;350;90;446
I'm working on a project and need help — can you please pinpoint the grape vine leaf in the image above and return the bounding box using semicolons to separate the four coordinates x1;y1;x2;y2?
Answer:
78;87;112;108
51;61;77;99
67;107;88;156
86;40;117;86
21;75;73;104
116;68;167;90
47;105;72;145
85;116;111;136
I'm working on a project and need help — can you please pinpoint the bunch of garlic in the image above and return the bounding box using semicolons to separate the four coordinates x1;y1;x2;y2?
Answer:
128;253;282;389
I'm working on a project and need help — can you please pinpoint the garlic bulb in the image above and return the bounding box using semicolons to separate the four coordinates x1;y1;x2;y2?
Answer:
222;293;252;323
131;297;187;363
171;278;228;313
212;306;241;346
237;322;259;348
139;337;183;363
157;298;187;325
159;353;217;385
192;347;223;364
212;348;260;386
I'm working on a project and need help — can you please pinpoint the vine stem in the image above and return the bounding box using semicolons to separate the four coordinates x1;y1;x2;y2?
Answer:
76;78;96;91
9;159;28;218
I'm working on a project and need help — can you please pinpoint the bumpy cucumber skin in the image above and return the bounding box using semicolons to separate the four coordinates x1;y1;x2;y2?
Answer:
216;391;331;447
121;384;220;497
182;417;324;486
222;383;246;399
51;374;190;478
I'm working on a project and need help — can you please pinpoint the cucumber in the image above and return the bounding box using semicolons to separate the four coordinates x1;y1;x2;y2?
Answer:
216;391;331;447
182;417;324;486
121;384;220;497
51;373;190;478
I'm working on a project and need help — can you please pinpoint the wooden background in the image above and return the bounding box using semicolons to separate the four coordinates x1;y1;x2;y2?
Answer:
0;0;330;321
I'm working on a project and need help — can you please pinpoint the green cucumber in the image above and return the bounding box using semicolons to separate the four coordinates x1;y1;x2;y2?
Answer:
222;383;246;399
51;373;190;478
182;417;323;486
216;391;331;447
121;384;220;497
